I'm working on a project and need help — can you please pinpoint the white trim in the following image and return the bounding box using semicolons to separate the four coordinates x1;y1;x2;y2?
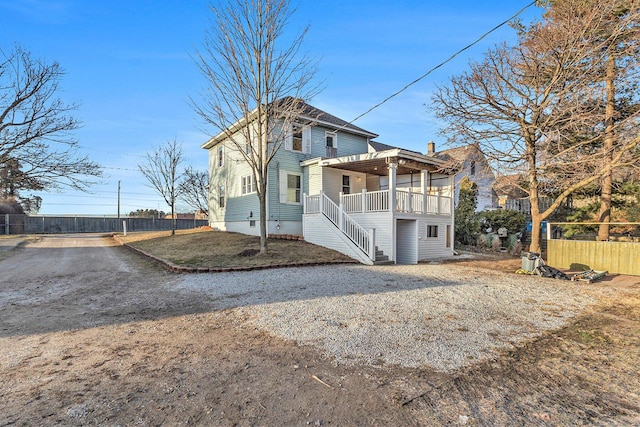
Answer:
325;131;337;149
241;174;256;195
279;170;302;204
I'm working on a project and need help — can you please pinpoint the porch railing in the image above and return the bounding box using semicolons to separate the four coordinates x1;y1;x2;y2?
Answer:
339;189;451;215
304;192;375;261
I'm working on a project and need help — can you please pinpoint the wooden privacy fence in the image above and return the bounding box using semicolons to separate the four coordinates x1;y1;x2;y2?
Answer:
547;222;640;276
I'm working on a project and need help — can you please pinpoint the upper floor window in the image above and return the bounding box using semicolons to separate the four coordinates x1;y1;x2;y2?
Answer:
218;146;224;167
470;160;476;176
325;131;336;148
286;124;310;154
292;124;303;152
326;131;337;158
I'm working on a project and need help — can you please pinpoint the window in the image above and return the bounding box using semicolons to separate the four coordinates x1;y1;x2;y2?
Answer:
446;224;451;248
342;175;350;194
245;143;251;156
427;225;438;238
287;123;310;153
325;131;337;157
325;132;335;148
218;185;225;208
249;220;256;227
292;124;303;152
470;160;476;176
241;175;255;194
218;146;224;167
287;174;301;203
279;170;302;204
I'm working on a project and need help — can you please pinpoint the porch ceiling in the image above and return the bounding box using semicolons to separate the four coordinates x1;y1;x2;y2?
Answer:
324;157;441;176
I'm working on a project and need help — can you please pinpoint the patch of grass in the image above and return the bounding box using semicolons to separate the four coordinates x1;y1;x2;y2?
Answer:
117;228;355;268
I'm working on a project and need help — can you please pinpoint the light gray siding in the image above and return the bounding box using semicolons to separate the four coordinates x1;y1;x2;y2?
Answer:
349;212;393;260
417;217;454;260
303;213;372;264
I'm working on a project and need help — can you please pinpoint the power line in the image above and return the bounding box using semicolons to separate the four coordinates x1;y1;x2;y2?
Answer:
341;1;537;130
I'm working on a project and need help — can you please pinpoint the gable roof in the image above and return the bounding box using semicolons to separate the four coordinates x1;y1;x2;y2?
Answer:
434;143;485;163
202;98;378;149
278;97;377;138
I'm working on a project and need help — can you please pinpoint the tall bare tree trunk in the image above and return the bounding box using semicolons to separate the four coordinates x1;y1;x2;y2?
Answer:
597;54;616;241
526;135;543;254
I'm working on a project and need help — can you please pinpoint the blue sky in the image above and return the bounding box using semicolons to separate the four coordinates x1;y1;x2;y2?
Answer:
1;0;542;215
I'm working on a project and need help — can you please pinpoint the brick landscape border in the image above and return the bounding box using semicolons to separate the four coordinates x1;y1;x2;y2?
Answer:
112;234;356;273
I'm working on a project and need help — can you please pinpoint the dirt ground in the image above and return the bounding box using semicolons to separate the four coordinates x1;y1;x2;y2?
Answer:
1;235;639;426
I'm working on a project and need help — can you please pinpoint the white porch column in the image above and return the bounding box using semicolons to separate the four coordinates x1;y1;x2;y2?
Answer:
388;163;397;213
421;170;428;214
303;192;307;214
338;191;344;232
388;162;397;264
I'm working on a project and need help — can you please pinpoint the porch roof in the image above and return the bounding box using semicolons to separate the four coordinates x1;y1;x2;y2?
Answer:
300;148;449;176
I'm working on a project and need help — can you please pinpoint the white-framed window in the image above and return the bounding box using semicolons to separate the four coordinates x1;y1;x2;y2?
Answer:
244;143;251;156
325;131;336;148
217;146;224;167
427;225;438;238
292;124;303;152
218;185;225;208
279;170;301;204
286;124;311;154
342;175;350;194
241;174;256;195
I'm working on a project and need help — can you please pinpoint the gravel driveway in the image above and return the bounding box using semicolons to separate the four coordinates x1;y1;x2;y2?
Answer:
176;263;594;372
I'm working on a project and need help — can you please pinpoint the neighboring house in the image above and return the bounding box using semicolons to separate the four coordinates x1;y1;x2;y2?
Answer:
494;174;573;216
202;99;455;265
432;142;497;212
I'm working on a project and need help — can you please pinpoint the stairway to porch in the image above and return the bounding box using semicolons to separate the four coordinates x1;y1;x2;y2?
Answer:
303;193;379;265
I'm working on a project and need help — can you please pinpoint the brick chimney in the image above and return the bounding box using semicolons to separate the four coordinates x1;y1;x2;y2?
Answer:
427;141;435;155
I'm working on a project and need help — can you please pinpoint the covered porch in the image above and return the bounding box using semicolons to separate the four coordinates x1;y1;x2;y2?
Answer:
301;148;455;265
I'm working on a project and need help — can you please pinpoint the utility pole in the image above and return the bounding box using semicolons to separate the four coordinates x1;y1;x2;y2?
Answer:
117;180;121;219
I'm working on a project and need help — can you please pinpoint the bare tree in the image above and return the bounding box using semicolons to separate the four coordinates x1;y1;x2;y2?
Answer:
179;166;209;215
192;0;319;254
431;1;640;253
0;45;102;208
138;139;184;235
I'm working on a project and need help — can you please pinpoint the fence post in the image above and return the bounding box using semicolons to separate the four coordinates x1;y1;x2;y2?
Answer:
4;214;8;235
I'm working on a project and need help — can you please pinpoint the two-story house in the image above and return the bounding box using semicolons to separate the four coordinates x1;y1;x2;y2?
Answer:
431;142;497;212
202;99;455;265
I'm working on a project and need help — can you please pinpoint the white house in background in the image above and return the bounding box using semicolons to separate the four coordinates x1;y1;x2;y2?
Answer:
432;142;497;212
202;99;455;265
